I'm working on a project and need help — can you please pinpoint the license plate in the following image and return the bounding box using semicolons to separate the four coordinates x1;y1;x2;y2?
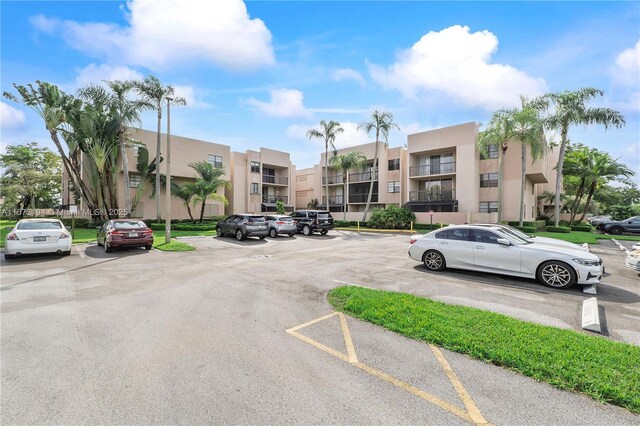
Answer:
129;232;139;237
33;236;46;242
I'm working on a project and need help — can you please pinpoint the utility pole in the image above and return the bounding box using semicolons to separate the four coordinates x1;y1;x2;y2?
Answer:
165;97;173;243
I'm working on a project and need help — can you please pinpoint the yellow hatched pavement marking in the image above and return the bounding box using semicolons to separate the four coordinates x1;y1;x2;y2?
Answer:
286;312;491;425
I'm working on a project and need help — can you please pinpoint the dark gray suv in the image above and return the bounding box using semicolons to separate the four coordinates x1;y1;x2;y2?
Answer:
291;210;334;236
216;214;268;240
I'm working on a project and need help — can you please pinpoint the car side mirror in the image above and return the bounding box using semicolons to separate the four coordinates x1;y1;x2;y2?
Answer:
496;238;511;246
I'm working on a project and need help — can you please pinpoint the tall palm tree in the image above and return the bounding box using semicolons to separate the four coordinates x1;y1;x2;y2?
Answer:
307;120;343;212
174;184;197;223
358;110;399;221
477;109;515;223
134;76;186;220
188;161;229;223
543;88;625;226
330;151;367;220
563;145;594;223
511;96;548;226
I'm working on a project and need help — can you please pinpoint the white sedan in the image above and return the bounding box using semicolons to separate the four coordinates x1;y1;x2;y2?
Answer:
408;224;604;289
4;219;72;259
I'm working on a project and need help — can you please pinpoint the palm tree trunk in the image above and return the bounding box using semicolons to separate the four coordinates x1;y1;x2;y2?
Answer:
578;182;597;223
554;125;569;226
324;142;328;212
569;178;586;224
199;197;207;223
519;144;526;226
155;110;162;220
363;132;379;222
343;178;347;222
120;129;132;217
497;143;506;223
186;202;194;222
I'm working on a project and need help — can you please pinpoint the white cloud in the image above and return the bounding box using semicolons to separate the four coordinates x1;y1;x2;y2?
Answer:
173;85;212;109
369;25;547;110
308;107;369;114
0;102;26;130
331;68;366;86
286;121;370;149
613;39;640;86
72;63;144;89
246;89;311;118
30;0;274;71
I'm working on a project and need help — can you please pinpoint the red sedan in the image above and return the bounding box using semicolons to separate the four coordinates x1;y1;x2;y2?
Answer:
97;220;154;252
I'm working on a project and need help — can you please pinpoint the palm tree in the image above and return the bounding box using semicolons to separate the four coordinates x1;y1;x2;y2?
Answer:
563;145;594;223
188;161;229;223
330;151;367;220
358;110;399;221
134;76;186;220
307;120;343;212
174;184;197;223
543;88;625;226
512;96;548;226
477;109;515;223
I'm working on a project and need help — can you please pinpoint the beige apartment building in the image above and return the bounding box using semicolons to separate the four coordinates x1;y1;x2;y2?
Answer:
228;148;296;214
296;122;559;224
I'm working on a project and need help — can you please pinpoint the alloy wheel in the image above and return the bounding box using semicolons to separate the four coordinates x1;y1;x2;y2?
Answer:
540;264;571;287
424;251;443;270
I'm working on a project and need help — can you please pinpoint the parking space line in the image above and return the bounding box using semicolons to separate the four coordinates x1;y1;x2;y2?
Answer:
286;312;491;425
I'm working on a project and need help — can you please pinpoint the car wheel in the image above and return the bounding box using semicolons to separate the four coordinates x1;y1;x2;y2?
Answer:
259;235;266;240
537;261;576;289
269;228;277;238
4;253;15;260
288;233;294;237
236;229;245;241
104;241;112;253
145;245;152;251
63;250;71;256
423;250;446;271
320;230;328;236
216;227;223;237
96;234;102;246
303;225;311;236
609;226;623;235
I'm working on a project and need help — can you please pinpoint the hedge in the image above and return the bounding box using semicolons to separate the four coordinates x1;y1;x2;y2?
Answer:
149;222;218;231
506;220;546;230
546;226;571;233
571;224;593;232
412;223;447;231
513;226;536;234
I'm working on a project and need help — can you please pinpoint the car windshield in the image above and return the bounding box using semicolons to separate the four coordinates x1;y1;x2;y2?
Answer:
277;216;293;221
114;221;146;229
247;216;265;223
17;221;62;230
318;212;332;219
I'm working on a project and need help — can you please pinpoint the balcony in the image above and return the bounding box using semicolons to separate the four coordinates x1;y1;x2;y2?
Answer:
322;195;344;206
409;190;455;202
322;175;345;185
262;175;288;185
409;162;455;177
349;193;378;203
262;195;288;204
349;171;378;183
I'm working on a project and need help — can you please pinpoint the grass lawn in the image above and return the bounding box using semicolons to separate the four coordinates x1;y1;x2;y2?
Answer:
531;231;639;244
328;286;640;414
152;237;195;252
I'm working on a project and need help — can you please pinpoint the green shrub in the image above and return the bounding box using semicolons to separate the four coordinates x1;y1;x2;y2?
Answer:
571;224;592;232
506;220;545;230
368;206;415;229
412;223;447;230
149;222;217;231
514;226;536;234
546;226;571;233
609;205;640;221
60;218;104;229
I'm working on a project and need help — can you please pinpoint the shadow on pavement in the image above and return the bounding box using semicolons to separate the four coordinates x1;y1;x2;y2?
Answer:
84;245;150;259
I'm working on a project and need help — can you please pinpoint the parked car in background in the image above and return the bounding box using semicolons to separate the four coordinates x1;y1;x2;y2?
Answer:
4;219;72;259
97;219;154;252
290;210;334;236
588;215;611;226
264;215;297;238
596;216;640;235
216;214;268;241
408;224;604;289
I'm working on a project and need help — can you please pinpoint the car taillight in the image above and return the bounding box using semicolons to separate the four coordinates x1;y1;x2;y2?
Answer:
276;221;284;225
409;237;418;245
143;229;153;235
59;232;70;239
6;233;17;241
109;230;123;236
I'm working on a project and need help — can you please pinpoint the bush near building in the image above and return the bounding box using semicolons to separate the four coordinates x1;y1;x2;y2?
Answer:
368;206;416;229
505;220;546;230
546;226;572;233
570;224;593;232
609;205;640;221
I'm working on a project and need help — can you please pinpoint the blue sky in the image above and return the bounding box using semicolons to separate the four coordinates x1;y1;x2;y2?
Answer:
1;0;639;181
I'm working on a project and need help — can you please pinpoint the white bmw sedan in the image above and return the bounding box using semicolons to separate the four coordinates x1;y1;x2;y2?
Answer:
408;224;603;289
4;219;72;259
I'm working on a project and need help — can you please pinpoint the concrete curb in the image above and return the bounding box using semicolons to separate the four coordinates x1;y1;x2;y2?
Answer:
581;297;601;333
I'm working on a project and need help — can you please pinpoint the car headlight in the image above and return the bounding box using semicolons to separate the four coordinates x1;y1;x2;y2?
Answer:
572;258;600;267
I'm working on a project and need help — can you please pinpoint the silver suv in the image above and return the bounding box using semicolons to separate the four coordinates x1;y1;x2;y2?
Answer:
216;214;268;241
264;215;298;238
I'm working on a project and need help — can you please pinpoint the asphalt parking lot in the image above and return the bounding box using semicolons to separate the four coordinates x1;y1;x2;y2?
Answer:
1;231;639;424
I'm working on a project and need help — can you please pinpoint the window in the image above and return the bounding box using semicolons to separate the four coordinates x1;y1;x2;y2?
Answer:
388;158;400;171
251;183;259;194
480;173;498;188
479;201;498;213
297;175;307;182
471;229;501;244
251;161;260;173
435;229;469;241
208;155;223;168
388;181;400;193
480;144;498;159
130;174;141;188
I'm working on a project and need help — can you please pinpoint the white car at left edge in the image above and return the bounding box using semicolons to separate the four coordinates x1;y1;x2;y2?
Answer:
4;219;72;259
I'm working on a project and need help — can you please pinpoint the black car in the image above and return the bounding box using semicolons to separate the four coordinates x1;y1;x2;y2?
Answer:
216;214;268;240
596;216;640;235
290;210;334;236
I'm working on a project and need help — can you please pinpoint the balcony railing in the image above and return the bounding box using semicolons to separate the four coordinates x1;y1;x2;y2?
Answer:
322;175;345;185
349;171;378;183
349;193;378;203
409;190;456;202
322;195;344;206
409;162;455;177
262;175;288;185
262;195;288;204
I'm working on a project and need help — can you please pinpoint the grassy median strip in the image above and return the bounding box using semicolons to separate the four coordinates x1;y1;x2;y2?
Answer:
328;286;640;413
152;238;195;252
